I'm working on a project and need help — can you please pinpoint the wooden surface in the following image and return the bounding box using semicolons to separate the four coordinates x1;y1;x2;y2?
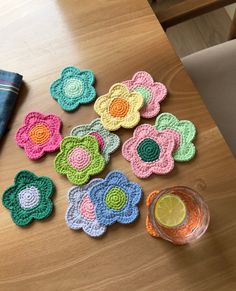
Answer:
153;0;236;28
0;0;236;290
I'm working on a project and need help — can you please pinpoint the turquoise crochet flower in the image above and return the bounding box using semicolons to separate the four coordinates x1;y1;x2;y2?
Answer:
50;66;96;111
2;170;54;226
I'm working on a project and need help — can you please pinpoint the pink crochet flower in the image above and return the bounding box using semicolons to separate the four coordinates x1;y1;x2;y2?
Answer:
122;124;180;178
122;71;167;118
15;112;62;160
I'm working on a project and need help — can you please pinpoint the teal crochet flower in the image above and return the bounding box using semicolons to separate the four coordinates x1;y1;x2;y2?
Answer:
155;112;196;161
2;170;54;226
50;66;96;111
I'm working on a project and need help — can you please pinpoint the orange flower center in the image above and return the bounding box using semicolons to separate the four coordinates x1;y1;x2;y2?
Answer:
109;98;129;117
29;123;51;144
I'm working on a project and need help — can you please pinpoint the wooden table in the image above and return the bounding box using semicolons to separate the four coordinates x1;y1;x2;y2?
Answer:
0;1;236;290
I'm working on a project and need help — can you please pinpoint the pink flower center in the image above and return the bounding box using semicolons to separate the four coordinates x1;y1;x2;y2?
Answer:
89;132;105;150
68;147;91;170
79;196;96;221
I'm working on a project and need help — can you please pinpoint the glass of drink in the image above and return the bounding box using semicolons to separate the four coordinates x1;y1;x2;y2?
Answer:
146;186;210;245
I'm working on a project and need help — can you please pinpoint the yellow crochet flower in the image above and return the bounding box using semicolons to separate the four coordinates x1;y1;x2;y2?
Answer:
94;83;144;131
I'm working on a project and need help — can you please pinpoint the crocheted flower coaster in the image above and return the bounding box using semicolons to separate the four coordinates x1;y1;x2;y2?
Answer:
122;124;180;178
89;171;143;226
146;191;160;237
50;66;96;111
15;112;62;160
94;83;144;131
2;170;54;226
54;136;105;185
155;113;197;162
122;71;167;118
65;179;107;237
71;118;120;163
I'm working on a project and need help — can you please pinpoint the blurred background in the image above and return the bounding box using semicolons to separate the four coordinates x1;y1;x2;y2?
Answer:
150;1;236;57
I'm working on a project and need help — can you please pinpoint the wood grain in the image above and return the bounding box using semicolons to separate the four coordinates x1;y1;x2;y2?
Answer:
0;0;236;290
153;0;236;29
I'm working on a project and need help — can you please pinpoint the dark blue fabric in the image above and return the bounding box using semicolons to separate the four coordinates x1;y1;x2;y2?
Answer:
0;70;23;139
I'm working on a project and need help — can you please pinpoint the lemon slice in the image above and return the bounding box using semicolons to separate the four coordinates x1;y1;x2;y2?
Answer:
154;194;187;227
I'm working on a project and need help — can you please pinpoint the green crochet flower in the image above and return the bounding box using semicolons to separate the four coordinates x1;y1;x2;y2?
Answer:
155;112;196;161
54;136;105;185
2;170;54;226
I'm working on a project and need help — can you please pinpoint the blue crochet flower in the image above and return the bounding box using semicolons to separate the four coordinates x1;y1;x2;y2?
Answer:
89;171;142;225
50;66;96;111
65;179;107;237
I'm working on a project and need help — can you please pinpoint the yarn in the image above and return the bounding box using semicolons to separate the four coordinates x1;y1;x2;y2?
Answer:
137;138;160;162
155;112;196;161
54;136;105;185
89;171;143;225
104;187;127;211
50;66;96;111
29;123;51;144
122;124;180;178
122;71;167;118
15;112;62;160
109;98;130;117
94;83;144;131
68;147;91;171
71;118;120;163
65;179;107;237
2;170;54;226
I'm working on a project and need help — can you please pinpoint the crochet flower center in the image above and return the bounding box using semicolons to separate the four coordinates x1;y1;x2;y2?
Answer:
137;138;160;162
89;132;105;150
105;187;127;210
29;123;51;144
79;196;96;221
109;98;129;117
133;86;151;105
18;186;40;209
68;147;91;170
63;78;83;97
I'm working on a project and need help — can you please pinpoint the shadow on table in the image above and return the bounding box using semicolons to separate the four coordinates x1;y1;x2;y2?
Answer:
158;222;235;288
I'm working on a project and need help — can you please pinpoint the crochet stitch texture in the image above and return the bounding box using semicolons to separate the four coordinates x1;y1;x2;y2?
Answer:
2;170;54;226
65;179;107;237
15;111;62;160
122;124;180;178
54;136;105;185
123;71;167;118
89;171;142;225
94;83;144;131
155;112;196;161
71;118;120;163
50;66;96;111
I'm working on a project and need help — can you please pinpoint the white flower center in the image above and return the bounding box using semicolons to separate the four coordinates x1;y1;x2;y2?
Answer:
18;186;40;209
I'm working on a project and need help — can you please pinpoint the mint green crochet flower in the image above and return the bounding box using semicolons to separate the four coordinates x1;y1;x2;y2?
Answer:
54;136;105;185
50;66;96;111
155;112;196;161
2;170;54;226
71;118;120;163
